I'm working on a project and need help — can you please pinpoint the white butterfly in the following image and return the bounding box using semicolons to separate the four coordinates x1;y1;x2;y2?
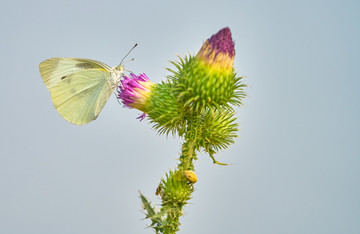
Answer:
39;45;137;125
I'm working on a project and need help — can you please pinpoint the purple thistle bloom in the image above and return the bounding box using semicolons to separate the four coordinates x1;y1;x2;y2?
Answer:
207;27;235;58
117;73;154;120
197;27;235;70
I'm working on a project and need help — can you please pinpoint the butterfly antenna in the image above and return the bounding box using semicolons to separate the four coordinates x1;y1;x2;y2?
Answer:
119;43;138;65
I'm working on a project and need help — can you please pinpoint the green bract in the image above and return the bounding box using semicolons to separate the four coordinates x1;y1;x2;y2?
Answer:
168;55;245;111
146;82;186;136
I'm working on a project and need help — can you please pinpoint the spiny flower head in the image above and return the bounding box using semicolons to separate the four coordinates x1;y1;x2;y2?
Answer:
118;74;186;131
169;27;245;111
198;108;239;165
146;82;186;136
117;73;154;119
161;170;193;206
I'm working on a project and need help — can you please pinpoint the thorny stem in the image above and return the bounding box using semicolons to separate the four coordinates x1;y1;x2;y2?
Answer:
178;137;196;171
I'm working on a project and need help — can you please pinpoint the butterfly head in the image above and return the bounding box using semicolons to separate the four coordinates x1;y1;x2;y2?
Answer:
114;64;124;73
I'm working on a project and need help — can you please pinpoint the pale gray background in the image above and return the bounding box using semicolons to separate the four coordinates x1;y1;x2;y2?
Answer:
1;0;359;233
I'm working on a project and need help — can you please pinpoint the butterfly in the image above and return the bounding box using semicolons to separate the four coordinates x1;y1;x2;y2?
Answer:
39;45;137;125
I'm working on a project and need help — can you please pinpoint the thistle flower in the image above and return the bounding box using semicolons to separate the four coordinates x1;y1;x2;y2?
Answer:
118;74;185;133
197;27;235;71
169;27;245;111
117;73;154;120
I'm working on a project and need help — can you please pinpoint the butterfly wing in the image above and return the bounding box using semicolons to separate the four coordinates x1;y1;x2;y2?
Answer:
39;58;116;125
39;58;112;90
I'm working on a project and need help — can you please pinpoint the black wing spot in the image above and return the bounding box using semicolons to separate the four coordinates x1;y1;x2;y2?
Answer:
61;76;67;80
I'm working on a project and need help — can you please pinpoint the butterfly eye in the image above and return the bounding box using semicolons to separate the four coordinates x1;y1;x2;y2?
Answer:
183;170;197;183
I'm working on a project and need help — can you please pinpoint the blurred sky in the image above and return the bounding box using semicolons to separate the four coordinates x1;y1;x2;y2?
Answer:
1;0;359;233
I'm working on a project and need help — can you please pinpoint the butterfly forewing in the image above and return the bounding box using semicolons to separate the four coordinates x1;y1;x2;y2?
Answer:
39;58;112;90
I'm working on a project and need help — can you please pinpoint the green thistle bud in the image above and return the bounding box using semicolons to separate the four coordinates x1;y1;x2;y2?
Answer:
161;170;192;206
198;108;239;164
169;27;246;111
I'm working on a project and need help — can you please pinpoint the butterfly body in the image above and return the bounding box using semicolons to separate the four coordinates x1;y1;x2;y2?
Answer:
39;58;124;125
110;65;124;88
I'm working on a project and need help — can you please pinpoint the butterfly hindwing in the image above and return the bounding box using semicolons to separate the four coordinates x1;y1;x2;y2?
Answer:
50;69;113;125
